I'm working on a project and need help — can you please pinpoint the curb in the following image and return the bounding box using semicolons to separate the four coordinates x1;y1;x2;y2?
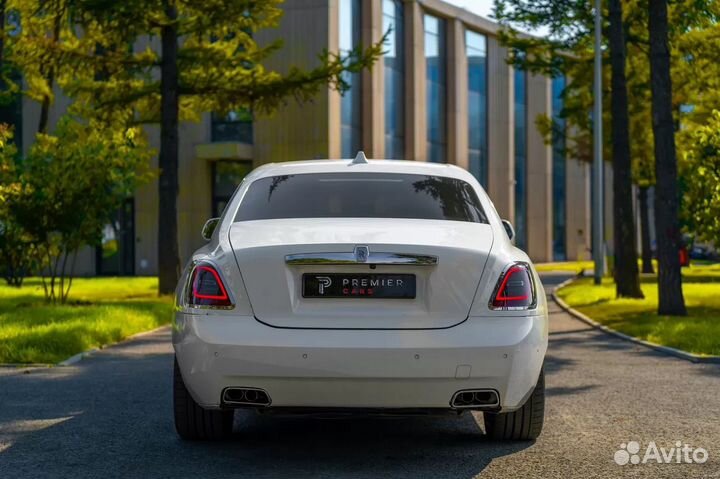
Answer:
1;324;171;370
552;277;720;364
57;324;171;366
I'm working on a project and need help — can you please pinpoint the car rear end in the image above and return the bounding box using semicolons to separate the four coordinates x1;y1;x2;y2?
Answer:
172;160;547;438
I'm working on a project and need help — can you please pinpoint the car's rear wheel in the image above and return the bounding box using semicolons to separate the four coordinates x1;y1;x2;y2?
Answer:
483;369;544;441
173;357;233;440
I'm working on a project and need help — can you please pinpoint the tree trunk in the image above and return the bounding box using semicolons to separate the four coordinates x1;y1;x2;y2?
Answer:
608;0;643;298
638;186;654;274
0;0;6;68
648;0;686;315
158;1;180;294
38;10;62;134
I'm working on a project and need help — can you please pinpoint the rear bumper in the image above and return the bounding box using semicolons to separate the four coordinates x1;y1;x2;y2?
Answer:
172;313;547;411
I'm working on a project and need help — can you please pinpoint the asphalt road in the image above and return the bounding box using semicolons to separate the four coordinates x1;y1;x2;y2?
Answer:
1;273;719;478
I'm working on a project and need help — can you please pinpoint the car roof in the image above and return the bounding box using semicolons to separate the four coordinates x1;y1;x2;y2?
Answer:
245;159;478;184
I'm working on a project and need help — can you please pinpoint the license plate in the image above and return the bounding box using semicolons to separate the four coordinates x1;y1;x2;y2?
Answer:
302;274;416;298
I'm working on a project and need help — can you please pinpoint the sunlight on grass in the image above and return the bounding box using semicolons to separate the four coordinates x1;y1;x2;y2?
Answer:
557;277;720;356
0;277;172;364
534;261;595;273
536;260;720;278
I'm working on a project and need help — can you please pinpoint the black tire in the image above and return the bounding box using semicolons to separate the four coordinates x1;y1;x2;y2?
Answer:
173;357;233;440
483;369;545;441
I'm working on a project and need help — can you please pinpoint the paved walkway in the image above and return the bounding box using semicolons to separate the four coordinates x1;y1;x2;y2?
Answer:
1;273;718;478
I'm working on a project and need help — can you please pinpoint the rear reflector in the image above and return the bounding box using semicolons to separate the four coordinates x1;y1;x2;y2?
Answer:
490;263;536;310
189;263;233;308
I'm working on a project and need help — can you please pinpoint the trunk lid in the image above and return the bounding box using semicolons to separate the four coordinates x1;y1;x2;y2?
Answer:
228;218;494;329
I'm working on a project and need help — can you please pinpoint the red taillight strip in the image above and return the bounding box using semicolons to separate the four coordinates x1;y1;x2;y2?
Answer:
494;265;530;302
192;265;230;301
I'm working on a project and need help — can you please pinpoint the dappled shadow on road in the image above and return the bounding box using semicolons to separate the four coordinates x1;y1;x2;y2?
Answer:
689;362;720;378
546;384;597;396
544;352;578;375
548;328;593;336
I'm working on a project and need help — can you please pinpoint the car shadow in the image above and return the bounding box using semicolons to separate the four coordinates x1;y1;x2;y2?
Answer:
170;411;534;477
0;346;534;478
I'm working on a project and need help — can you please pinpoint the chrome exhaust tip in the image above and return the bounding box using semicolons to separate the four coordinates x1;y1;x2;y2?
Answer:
450;389;499;409
222;387;271;407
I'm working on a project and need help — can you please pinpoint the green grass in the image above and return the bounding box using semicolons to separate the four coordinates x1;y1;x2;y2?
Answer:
536;259;720;277
0;277;173;364
534;261;595;273
557;277;720;357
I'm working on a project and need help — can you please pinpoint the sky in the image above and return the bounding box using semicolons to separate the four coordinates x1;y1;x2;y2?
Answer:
443;0;546;36
444;0;495;19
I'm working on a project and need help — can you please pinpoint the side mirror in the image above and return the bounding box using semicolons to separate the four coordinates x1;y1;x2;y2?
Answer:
502;219;515;241
201;218;220;241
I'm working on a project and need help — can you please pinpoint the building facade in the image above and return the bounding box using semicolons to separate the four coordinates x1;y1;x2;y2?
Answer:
20;0;601;276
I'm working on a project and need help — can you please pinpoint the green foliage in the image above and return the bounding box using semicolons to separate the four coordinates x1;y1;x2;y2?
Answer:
10;0;385;123
492;0;718;186
0;117;154;302
6;0;385;294
680;110;720;246
0;125;38;286
0;276;171;364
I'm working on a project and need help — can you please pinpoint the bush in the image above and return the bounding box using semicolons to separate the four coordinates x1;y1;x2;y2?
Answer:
681;110;720;247
0;118;154;301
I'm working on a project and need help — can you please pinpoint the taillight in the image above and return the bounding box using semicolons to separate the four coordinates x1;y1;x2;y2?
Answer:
188;263;233;308
490;263;536;310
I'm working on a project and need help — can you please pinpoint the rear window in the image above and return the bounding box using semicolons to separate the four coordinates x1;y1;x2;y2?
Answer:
234;173;488;223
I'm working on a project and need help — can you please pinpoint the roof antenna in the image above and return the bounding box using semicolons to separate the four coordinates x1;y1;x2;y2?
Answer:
351;151;368;164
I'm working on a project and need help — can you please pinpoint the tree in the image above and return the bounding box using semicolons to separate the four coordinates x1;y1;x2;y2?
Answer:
3;117;153;302
607;0;642;297
493;0;643;298
625;18;656;275
12;0;384;294
0;125;37;286
648;0;686;315
680;110;720;251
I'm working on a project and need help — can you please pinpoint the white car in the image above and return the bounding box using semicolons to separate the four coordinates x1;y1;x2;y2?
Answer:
172;153;548;441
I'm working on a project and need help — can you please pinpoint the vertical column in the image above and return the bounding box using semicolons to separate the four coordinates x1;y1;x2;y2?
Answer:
254;0;336;161
565;157;592;261
526;73;553;262
446;18;467;168
604;160;614;261
362;0;384;158
405;0;426;161
486;36;514;219
328;0;342;159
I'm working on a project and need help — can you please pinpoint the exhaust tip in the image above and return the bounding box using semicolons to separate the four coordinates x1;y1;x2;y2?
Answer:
222;387;271;407
450;389;499;409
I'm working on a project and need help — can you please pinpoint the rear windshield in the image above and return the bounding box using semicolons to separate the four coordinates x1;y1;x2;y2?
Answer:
234;172;488;223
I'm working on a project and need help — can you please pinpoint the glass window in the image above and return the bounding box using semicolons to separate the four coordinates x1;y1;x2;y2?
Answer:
466;30;488;187
211;109;253;143
96;199;134;276
424;14;446;163
212;161;253;217
552;75;567;260
514;66;528;250
383;0;404;159
235;173;488;223
340;0;362;157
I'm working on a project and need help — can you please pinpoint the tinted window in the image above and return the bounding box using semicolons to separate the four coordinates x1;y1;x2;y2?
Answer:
235;173;488;223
